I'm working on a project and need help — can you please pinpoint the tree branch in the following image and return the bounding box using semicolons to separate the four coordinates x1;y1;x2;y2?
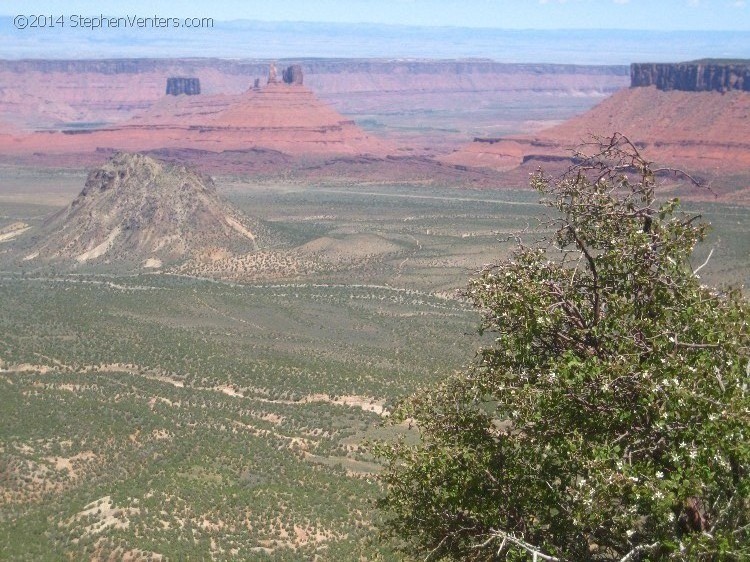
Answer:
478;529;561;561
424;534;449;562
565;225;600;326
652;166;715;196
670;333;720;349
693;248;714;276
618;542;660;562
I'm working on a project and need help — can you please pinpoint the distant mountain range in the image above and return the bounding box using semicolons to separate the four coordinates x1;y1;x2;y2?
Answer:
1;18;748;64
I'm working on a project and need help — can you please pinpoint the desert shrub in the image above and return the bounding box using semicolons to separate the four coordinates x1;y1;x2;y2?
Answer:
374;134;750;561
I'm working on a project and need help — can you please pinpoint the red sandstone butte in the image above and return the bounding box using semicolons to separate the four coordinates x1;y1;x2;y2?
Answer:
443;86;750;174
0;81;391;158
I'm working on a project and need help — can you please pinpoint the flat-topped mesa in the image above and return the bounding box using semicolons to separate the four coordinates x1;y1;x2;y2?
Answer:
631;62;750;92
166;77;201;96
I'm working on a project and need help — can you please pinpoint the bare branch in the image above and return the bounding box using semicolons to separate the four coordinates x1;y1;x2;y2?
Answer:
618;542;660;562
477;529;561;561
424;534;449;562
565;225;600;326
671;333;720;349
711;491;740;532
652;166;716;196
693;248;714;276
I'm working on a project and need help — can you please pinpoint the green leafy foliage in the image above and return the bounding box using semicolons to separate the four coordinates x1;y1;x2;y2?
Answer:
374;134;750;561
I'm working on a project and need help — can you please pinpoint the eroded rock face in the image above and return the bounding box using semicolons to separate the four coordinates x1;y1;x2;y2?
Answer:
282;65;304;85
166;77;201;95
631;62;750;92
268;62;278;84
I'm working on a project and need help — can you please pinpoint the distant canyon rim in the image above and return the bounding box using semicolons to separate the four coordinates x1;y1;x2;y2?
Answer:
0;58;748;201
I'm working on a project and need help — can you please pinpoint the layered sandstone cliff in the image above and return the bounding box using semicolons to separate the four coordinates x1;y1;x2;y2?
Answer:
166;77;201;95
631;61;750;92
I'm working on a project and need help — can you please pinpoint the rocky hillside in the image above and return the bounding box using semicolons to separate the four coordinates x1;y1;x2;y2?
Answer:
22;153;275;268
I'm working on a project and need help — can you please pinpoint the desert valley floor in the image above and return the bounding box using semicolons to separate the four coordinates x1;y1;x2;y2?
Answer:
2;164;749;559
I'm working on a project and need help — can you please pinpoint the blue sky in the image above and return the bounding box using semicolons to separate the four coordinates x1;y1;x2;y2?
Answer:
1;0;749;30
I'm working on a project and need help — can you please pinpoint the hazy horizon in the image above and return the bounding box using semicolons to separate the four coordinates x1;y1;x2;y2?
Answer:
1;1;749;63
1;18;748;64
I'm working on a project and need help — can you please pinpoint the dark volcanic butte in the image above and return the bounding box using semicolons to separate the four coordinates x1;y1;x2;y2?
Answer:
22;152;271;268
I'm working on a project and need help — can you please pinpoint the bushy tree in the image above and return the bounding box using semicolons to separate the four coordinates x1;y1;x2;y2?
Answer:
374;134;750;561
